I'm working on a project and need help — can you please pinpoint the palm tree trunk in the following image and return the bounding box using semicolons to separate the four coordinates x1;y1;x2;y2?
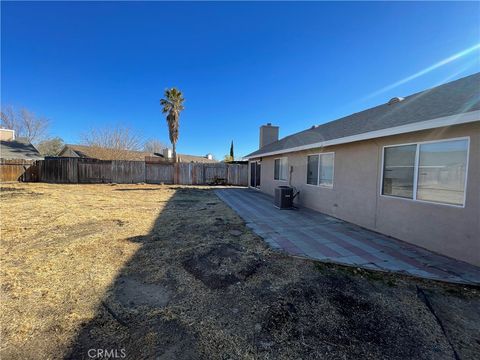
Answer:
172;142;177;163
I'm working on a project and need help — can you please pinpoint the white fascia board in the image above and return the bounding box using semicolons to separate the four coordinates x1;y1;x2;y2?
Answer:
245;110;480;159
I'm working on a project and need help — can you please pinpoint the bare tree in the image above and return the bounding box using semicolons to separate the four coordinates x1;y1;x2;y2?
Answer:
1;105;49;143
143;139;167;154
80;125;143;160
37;137;65;156
0;106;17;131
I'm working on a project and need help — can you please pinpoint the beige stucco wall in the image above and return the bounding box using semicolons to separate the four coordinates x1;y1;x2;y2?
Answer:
249;122;480;266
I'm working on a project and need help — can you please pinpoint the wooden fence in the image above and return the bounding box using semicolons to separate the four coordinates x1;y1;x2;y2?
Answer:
2;157;248;186
0;159;38;182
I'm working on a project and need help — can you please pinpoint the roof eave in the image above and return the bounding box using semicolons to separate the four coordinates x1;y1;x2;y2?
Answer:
244;110;480;160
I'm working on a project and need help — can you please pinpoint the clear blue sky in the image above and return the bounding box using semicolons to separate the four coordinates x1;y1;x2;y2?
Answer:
2;1;479;159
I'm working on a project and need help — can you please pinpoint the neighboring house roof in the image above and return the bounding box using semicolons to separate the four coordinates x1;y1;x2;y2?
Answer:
176;154;218;164
59;144;158;161
0;138;44;160
59;144;218;163
247;72;480;158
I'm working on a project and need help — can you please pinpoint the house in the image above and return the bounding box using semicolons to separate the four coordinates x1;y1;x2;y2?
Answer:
58;144;218;163
0;129;43;160
245;73;480;266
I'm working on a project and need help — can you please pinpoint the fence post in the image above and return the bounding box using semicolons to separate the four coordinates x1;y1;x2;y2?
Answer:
77;158;80;184
173;162;178;184
190;163;193;185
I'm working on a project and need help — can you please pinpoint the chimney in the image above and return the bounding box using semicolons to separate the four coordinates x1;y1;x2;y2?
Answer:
0;129;15;141
206;153;213;160
163;148;172;159
259;123;279;148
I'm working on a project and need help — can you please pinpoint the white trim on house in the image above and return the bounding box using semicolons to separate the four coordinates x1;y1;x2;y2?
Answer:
245;110;480;160
379;136;470;208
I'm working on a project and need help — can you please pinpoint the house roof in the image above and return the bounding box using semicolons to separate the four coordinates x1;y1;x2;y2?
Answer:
247;72;480;158
60;144;218;163
0;138;44;160
176;154;218;164
60;144;157;161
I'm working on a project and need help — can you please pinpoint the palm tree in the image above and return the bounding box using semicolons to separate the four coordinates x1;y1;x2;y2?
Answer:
160;88;185;162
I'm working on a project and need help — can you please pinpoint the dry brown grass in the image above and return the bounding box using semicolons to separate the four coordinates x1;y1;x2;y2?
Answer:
1;183;479;360
1;183;178;358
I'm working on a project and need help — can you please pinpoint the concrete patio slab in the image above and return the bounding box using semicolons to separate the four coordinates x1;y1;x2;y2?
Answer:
216;188;480;285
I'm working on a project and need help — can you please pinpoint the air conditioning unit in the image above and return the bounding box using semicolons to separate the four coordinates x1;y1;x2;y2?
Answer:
274;186;293;209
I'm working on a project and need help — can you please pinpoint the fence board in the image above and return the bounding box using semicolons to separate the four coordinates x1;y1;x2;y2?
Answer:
78;159;112;183
41;157;78;183
191;163;205;185
145;163;174;184
175;163;190;185
227;164;247;186
205;165;227;184
112;161;145;184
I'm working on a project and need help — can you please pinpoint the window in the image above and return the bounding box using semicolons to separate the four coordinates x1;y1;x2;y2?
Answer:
319;153;334;186
382;138;469;206
417;140;468;205
274;158;288;180
306;153;334;187
382;145;416;198
307;155;319;185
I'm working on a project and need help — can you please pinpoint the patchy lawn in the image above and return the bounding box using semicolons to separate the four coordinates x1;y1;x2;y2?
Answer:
1;183;479;360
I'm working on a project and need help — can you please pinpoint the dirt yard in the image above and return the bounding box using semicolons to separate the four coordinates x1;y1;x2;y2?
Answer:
1;183;479;360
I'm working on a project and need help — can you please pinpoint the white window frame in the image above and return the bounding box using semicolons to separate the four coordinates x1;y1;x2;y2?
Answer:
306;152;335;188
380;137;470;208
274;157;288;181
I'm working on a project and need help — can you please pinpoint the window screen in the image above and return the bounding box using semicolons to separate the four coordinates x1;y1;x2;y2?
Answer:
382;145;416;199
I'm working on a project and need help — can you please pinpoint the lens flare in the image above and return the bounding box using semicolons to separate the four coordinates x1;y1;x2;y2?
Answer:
363;43;480;101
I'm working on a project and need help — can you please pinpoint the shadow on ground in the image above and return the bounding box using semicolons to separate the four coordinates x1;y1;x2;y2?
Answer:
64;188;480;360
113;188;169;191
